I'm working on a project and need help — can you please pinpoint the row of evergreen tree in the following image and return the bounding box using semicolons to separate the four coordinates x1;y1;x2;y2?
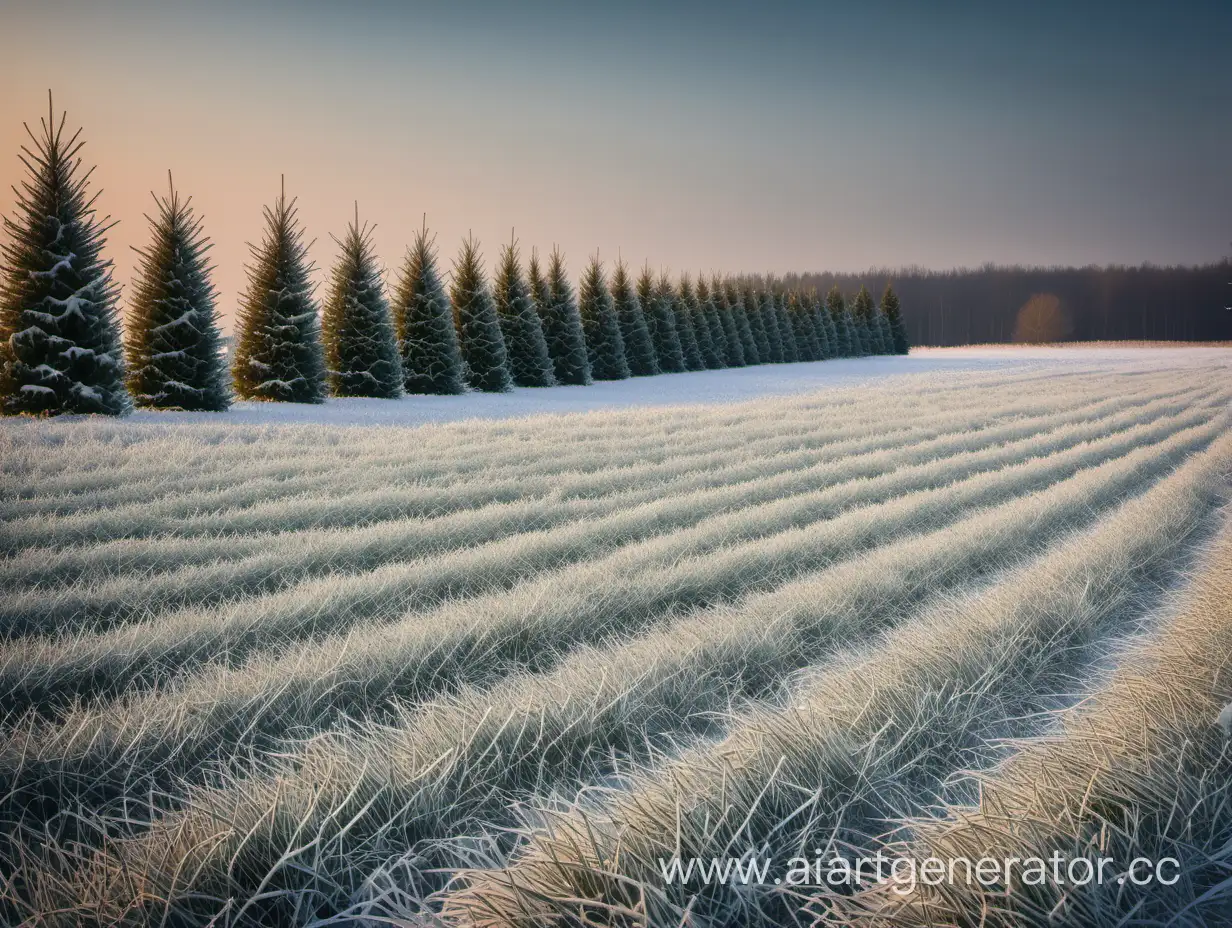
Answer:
0;103;908;416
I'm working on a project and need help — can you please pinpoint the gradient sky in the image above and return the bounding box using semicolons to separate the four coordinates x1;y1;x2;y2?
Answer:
4;0;1231;331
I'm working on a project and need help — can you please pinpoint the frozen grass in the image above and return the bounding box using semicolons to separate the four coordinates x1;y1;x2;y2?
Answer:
832;522;1232;927
4;395;1220;727
0;356;1229;927
0;369;1128;554
40;427;1231;927
443;433;1232;928
2;379;1216;636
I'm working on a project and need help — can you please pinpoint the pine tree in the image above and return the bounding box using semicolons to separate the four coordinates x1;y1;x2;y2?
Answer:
125;173;228;411
681;275;720;369
813;293;839;359
392;222;465;395
696;277;729;367
826;286;854;358
578;256;629;380
804;291;832;359
881;282;910;354
611;260;658;376
873;305;893;355
638;265;685;373
851;284;876;355
539;248;592;385
725;281;760;364
667;273;704;372
322;207;402;398
751;290;784;362
450;235;512;392
774;292;799;362
1;99;127;415
712;277;745;366
233;179;326;403
742;286;772;362
494;236;555;387
788;291;822;361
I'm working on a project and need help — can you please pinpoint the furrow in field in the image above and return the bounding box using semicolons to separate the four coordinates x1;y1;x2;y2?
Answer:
0;398;976;553
0;380;1092;581
0;372;1119;552
40;419;1232;928
1;411;1220;835
0;366;1090;494
0;367;1163;526
438;431;1232;928
1;395;1214;711
835;525;1232;928
0;378;1004;519
0;373;933;508
2;383;1205;633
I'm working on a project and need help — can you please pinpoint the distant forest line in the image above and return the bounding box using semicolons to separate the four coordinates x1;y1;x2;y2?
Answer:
744;262;1232;346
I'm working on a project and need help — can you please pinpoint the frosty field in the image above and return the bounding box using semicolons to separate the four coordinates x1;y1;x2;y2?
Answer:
1;348;1231;927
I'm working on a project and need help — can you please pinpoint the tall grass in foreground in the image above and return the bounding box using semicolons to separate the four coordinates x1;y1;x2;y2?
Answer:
440;433;1232;928
20;428;1231;926
3;401;1218;805
833;531;1232;926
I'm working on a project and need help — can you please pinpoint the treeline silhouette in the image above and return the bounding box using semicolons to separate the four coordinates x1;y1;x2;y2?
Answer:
745;263;1232;346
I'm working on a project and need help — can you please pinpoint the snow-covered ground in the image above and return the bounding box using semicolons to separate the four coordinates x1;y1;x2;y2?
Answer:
11;346;1232;429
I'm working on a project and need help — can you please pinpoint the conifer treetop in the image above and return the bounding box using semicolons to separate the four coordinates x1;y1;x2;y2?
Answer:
321;204;402;398
578;253;630;381
231;177;326;402
450;233;512;393
1;93;128;415
540;246;592;385
125;171;229;410
393;218;466;394
494;231;555;387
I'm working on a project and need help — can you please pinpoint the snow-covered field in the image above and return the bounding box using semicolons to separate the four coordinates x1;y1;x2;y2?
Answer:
12;344;1215;429
1;347;1231;927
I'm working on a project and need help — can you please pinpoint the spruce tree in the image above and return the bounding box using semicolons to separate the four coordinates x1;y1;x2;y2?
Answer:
1;99;127;415
742;286;772;362
696;277;729;367
667;273;704;372
805;291;832;359
725;281;760;364
774;292;799;362
232;180;326;403
322;207;402;398
751;290;784;362
392;223;465;395
873;305;893;355
814;293;839;359
638;266;685;373
450;235;512;392
881;282;910;354
125;174;228;411
611;260;658;376
826;286;854;358
844;306;864;355
788;291;822;361
681;275;719;370
578;256;629;380
539;248;592;385
494;236;555;387
851;284;876;355
712;277;745;366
